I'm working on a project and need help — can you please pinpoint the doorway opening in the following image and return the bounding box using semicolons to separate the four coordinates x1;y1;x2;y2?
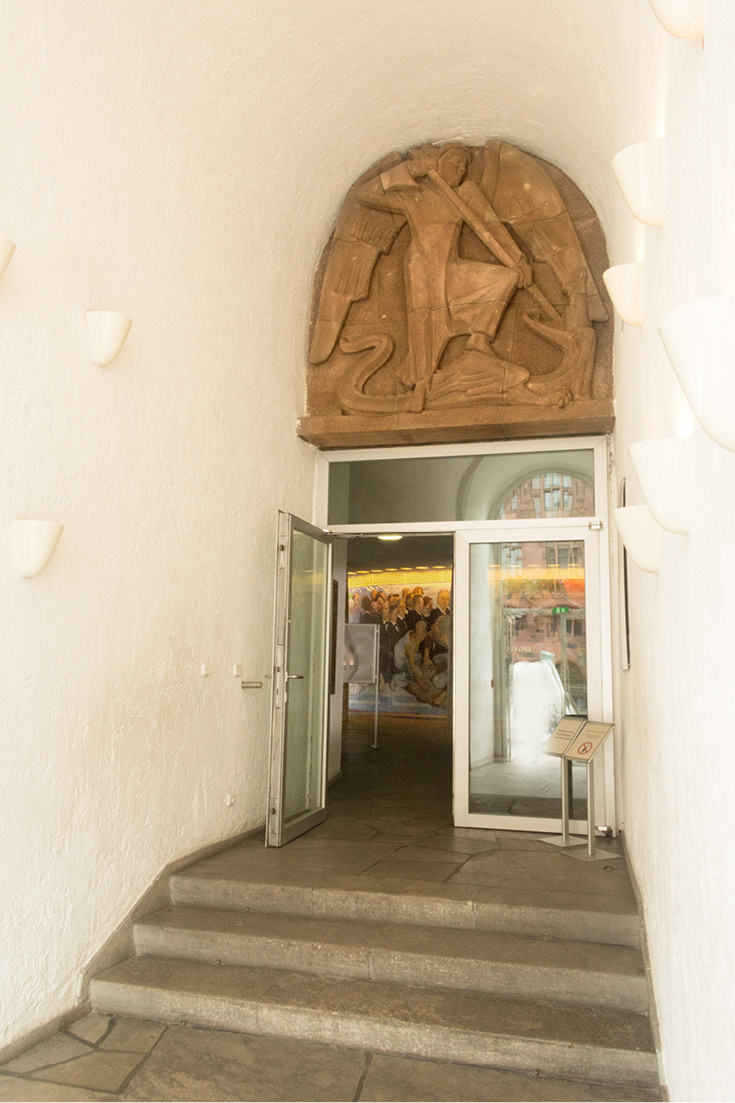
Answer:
266;436;613;848
341;532;455;817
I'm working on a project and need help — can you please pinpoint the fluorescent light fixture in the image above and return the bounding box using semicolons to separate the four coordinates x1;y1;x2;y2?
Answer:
0;235;16;280
613;505;660;573
10;520;64;578
648;0;704;38
629;437;690;534
659;294;735;452
612;139;664;227
377;534;402;541
85;310;132;366
602;263;644;326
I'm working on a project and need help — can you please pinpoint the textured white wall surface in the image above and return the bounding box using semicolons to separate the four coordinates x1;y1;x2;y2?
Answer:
607;5;735;1099
2;0;734;1096
0;0;324;1049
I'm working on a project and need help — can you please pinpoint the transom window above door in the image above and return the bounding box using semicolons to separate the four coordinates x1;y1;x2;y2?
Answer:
326;444;596;527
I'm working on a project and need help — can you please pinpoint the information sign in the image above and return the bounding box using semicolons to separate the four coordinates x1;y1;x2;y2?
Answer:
564;721;613;762
343;624;379;685
542;715;587;758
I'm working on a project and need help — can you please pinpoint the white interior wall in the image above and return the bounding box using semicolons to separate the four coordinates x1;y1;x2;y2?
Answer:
607;5;735;1099
0;0;324;1049
3;0;734;1095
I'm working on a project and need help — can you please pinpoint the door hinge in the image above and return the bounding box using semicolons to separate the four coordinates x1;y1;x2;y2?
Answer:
589;520;603;531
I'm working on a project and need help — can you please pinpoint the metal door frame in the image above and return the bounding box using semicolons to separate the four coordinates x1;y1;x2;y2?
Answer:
452;520;613;833
315;435;615;835
267;510;334;846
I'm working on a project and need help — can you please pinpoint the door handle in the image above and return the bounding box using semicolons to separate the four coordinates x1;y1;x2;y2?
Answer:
286;673;305;680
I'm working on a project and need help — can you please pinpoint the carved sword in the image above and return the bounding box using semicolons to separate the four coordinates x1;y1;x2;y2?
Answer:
426;169;561;323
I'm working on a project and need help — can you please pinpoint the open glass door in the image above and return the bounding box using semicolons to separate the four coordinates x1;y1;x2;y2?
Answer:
453;523;613;834
266;511;333;847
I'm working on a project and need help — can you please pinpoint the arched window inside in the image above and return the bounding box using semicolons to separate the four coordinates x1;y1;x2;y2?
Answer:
496;471;594;520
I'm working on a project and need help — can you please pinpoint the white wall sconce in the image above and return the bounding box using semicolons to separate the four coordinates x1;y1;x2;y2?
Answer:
659;294;735;452
10;520;64;578
629;437;691;534
0;235;16;280
613;505;660;573
648;0;704;39
612;139;664;227
602;263;644;326
85;310;132;366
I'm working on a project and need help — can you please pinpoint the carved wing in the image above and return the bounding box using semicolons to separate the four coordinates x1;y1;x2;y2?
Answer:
309;153;406;365
477;141;608;322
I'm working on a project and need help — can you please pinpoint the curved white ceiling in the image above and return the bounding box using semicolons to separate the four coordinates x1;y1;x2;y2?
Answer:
197;0;658;252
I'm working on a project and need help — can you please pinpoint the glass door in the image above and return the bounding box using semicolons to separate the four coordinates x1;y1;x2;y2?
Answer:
453;523;613;834
267;512;333;846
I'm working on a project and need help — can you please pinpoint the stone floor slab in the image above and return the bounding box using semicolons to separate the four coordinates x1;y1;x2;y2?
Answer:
360;859;456;882
376;844;471;864
449;850;635;898
67;1015;113;1045
425;833;500;854
359;1052;661;1102
0;1035;92;1075
99;1019;166;1053
0;1074;115;1101
120;1024;366;1102
31;1050;143;1093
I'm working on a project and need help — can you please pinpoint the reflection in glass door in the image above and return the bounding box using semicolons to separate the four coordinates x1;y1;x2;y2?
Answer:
454;526;611;833
267;512;333;846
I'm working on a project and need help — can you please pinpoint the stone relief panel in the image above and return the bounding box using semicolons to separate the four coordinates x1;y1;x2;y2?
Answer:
298;141;613;448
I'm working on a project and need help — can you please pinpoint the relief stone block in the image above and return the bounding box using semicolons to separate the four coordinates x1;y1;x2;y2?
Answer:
299;140;613;448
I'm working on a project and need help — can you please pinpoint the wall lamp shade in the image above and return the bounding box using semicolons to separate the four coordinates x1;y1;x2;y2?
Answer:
85;310;132;366
602;263;644;326
629;437;690;534
0;235;16;279
659;294;735;451
613;505;660;573
612;139;663;227
648;0;704;38
10;520;64;578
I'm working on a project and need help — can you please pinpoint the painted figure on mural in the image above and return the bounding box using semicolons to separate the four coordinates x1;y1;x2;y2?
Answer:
349;581;452;712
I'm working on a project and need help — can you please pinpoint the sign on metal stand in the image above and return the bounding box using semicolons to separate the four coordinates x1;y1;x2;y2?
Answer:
539;716;587;850
540;718;619;861
563;721;618;861
343;623;380;749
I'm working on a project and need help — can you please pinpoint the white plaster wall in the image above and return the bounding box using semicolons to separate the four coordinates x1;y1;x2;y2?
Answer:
0;0;324;1048
605;4;735;1098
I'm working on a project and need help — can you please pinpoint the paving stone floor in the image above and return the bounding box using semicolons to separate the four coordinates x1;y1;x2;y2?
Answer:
0;715;658;1102
0;1014;660;1102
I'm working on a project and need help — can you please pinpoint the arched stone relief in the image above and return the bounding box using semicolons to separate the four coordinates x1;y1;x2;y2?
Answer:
298;140;613;448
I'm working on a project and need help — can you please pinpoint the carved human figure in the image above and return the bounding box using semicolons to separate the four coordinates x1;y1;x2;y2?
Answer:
354;144;532;395
308;141;608;418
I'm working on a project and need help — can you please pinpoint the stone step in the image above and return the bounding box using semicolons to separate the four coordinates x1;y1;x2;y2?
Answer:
170;866;641;947
90;955;659;1089
135;905;648;1013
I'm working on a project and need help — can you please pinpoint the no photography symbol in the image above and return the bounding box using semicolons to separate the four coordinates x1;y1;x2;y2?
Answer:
578;741;593;754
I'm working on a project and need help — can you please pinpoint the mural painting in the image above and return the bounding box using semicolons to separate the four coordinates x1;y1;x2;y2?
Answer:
347;575;451;717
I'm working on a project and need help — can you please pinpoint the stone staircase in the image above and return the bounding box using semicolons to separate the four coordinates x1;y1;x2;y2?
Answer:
90;841;660;1095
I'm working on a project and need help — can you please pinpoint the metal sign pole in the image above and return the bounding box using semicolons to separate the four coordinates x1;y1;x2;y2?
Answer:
540;757;584;848
566;757;622;862
562;758;571;848
587;759;596;859
372;623;379;750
